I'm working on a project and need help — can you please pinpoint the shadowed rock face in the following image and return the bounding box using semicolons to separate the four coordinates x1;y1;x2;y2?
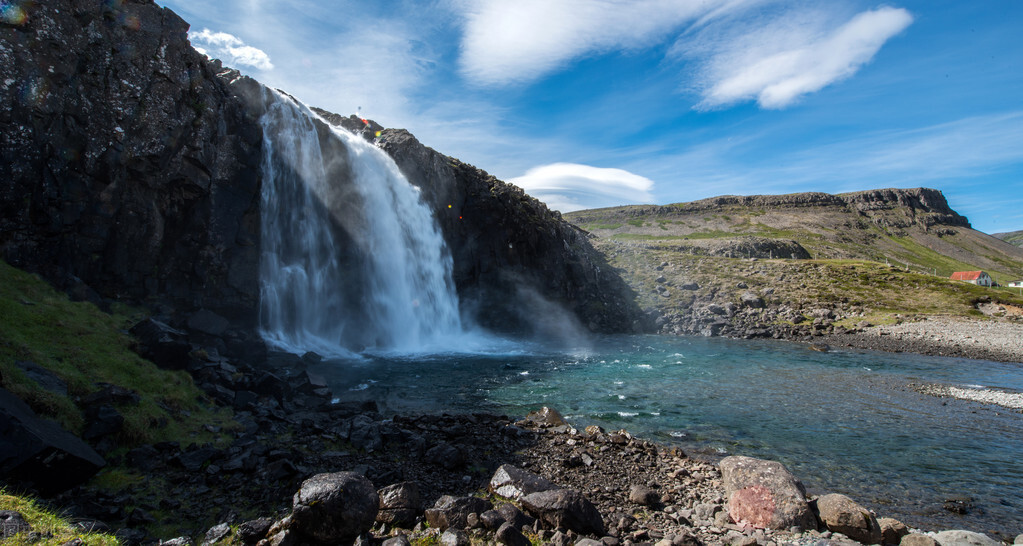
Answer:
0;0;263;325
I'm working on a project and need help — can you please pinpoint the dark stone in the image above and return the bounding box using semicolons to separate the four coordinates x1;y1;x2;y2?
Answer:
125;444;160;471
479;510;506;531
377;482;421;528
172;447;218;472
496;503;534;530
114;528;147;546
291;472;378;544
382;536;412;546
188;309;231;337
489;464;558;500
0;511;32;539
237;518;274;544
520;489;605;536
129;319;191;370
14;361;68;396
349;415;383;453
424;496;493;531
424;442;464;470
496;522;532;546
82;404;124;441
202;522;233;546
628;485;660;507
0;387;106;495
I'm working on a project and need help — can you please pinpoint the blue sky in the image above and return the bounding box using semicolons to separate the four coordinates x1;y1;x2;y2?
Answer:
160;0;1023;234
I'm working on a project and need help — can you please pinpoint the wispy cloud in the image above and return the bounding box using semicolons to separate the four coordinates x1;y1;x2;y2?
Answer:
676;6;914;109
454;0;762;87
189;28;274;70
507;163;655;212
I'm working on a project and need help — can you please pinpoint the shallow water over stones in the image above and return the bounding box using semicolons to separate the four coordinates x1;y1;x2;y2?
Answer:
313;335;1023;536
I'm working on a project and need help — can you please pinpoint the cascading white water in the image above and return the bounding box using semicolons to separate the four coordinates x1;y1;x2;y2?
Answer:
258;89;462;355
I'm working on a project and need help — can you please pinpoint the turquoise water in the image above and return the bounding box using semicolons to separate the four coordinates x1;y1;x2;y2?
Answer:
313;335;1023;536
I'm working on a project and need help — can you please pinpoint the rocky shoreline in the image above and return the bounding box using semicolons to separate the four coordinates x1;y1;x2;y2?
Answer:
9;405;1018;546
819;317;1023;365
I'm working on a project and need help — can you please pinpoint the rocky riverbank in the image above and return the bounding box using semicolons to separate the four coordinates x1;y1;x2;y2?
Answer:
820;316;1023;364
9;405;1017;546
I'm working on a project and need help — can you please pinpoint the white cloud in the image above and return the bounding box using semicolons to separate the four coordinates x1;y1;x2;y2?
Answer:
454;0;761;86
677;7;913;109
508;163;655;212
189;28;274;71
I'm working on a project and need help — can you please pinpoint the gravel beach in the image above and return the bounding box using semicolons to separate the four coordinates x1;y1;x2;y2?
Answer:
822;316;1023;364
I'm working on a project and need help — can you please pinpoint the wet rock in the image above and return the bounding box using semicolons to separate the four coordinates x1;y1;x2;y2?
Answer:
424;496;493;531
523;407;568;427
520;489;605;536
878;517;909;545
0;387;106;495
930;530;1001;546
489;464;558;500
0;511;31;538
628;484;660;506
815;493;881;545
719;456;815;531
291;472;378;544
377;482;421;528
496;521;532;546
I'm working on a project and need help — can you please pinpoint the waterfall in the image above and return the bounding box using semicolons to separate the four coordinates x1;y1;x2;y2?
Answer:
258;89;462;355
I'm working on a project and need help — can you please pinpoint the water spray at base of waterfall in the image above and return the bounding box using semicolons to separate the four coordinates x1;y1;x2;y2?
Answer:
257;89;468;357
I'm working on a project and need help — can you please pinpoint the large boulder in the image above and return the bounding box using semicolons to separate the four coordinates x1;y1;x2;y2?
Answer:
930;531;1001;546
424;496;493;531
878;517;909;545
377;482;421;528
815;493;882;544
0;387;106;495
290;472;378;544
718;456;816;531
489;464;558;500
520;489;605;536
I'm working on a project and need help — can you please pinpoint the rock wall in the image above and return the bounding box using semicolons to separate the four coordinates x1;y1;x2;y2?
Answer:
0;0;263;325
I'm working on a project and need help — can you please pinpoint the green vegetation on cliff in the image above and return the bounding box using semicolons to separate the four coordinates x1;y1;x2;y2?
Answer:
993;230;1023;248
0;260;233;446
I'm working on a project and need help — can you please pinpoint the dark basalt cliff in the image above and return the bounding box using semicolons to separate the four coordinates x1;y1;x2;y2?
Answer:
0;0;263;325
0;0;641;339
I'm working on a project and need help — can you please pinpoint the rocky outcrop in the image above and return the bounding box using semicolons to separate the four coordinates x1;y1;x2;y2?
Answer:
0;387;106;495
0;0;263;325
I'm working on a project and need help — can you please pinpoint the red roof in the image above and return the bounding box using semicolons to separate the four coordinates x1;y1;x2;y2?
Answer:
950;271;986;281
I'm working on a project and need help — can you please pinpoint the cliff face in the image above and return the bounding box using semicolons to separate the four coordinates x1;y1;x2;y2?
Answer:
0;0;642;340
378;130;644;334
0;0;263;324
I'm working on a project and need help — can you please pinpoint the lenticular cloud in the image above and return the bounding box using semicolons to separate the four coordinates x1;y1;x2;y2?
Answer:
679;7;914;109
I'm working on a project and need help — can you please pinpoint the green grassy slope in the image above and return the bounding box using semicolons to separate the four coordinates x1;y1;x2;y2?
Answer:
0;259;233;445
993;230;1023;248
